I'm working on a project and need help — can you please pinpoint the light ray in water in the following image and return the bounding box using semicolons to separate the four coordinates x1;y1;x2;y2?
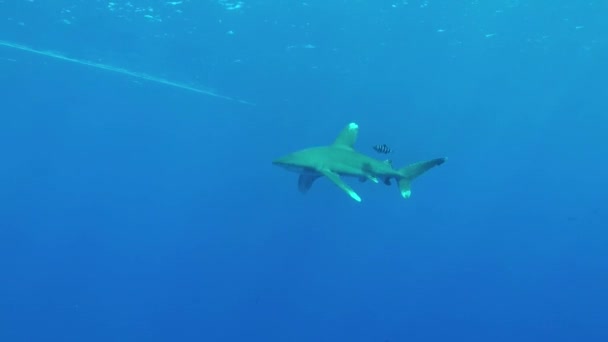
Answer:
0;40;254;106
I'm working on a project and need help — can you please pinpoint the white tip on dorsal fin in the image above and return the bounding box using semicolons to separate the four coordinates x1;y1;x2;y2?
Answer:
332;122;359;149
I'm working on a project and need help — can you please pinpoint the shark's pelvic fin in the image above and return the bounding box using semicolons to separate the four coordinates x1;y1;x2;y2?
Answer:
332;122;359;149
298;174;320;193
359;173;378;183
320;169;362;202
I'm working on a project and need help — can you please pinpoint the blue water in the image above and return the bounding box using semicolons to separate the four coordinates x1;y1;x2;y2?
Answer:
1;1;607;341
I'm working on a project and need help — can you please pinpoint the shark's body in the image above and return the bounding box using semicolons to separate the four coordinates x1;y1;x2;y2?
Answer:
273;122;446;202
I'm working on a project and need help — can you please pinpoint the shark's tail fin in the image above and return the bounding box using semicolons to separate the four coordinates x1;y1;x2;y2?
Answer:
397;157;447;199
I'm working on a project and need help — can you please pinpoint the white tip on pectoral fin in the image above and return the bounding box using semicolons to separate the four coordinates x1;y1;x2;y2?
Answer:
401;190;412;199
320;169;362;203
348;190;362;202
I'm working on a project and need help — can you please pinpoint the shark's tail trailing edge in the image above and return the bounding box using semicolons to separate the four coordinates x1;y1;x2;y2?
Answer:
397;157;447;199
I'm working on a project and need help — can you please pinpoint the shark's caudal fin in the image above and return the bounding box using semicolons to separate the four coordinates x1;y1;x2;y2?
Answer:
397;157;447;199
332;122;359;149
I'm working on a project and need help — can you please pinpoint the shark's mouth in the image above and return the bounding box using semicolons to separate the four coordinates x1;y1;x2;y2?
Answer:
275;163;317;175
272;159;316;174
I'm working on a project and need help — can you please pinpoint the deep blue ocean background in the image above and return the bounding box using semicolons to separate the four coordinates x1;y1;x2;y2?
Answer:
1;1;607;341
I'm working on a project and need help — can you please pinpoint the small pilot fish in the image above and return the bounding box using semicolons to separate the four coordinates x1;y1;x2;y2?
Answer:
372;144;392;154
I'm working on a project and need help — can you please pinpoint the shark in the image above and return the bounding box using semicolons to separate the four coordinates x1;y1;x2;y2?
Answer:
272;122;447;202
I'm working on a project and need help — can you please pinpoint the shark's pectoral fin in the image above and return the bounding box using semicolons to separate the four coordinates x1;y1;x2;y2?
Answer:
298;174;320;194
320;169;362;202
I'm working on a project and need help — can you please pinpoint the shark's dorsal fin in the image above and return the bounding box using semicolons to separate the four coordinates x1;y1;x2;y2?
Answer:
332;122;359;149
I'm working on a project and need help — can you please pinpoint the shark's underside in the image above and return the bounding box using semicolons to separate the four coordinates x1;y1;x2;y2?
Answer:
272;122;447;202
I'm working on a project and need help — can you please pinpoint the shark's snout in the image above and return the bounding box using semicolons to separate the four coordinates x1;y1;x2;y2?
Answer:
272;154;310;174
272;156;288;166
272;156;292;170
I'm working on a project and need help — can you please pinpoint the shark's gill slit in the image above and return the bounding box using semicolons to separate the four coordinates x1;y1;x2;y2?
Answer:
0;40;254;105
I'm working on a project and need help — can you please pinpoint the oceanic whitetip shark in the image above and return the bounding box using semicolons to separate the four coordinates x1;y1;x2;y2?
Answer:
272;122;447;202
